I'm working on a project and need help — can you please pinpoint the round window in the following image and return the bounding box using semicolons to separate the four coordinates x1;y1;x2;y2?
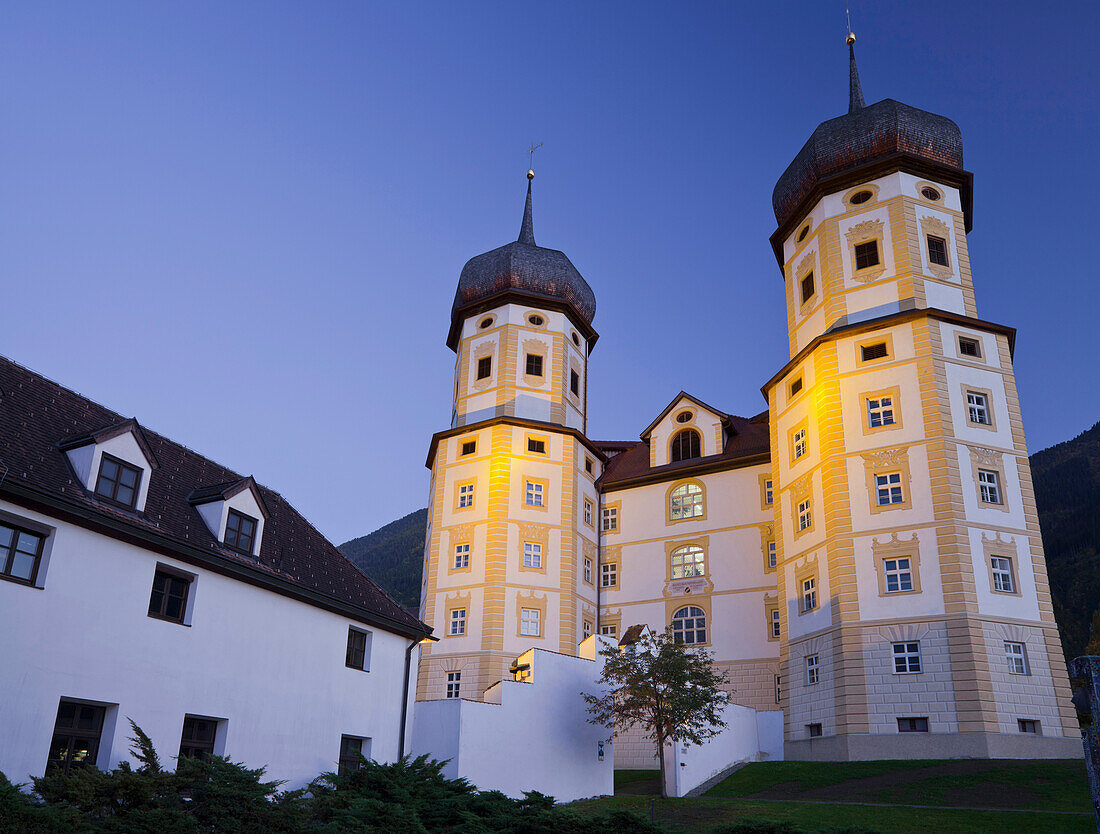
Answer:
572;332;580;346
797;224;810;243
849;190;873;205
528;314;545;326
921;187;941;201
479;316;494;329
675;411;693;423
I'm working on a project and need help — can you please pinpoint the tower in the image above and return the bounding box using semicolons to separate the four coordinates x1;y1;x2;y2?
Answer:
764;34;1078;758
417;174;603;701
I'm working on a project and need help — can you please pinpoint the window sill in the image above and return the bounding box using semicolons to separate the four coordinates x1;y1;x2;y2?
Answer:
147;612;190;627
0;573;43;589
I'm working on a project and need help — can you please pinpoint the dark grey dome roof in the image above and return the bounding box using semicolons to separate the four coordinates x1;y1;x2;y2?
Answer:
449;181;596;346
772;43;965;232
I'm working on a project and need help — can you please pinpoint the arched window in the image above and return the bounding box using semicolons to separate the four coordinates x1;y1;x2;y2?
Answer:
671;606;706;644
670;545;705;580
670;429;701;462
669;482;704;520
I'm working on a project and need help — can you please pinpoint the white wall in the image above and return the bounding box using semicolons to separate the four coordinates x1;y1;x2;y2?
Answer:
0;500;416;789
410;638;614;802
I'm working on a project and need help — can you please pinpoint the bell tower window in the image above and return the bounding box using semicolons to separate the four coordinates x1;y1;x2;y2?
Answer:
854;240;880;270
525;353;543;377
476;357;492;380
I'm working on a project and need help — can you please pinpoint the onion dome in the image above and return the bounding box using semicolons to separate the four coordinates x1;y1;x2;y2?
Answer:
447;175;597;351
770;35;971;262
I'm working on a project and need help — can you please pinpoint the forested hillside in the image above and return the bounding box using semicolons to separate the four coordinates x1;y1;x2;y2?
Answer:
340;422;1100;664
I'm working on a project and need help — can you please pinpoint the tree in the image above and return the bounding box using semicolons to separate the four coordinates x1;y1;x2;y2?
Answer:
1086;606;1100;656
582;627;729;798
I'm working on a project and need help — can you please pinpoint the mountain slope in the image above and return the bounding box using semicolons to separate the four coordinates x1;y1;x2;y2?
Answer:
338;508;427;610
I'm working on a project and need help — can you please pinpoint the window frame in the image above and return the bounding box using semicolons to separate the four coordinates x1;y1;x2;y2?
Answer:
179;716;218;762
0;519;47;586
989;555;1019;595
448;607;467;636
854;239;880;271
224;508;258;555
47;700;107;775
863;389;901;433
963;386;997;431
892;641;922;674
600;560;618;588
882;556;915;594
759;475;774;509
583;498;593;528
670;605;707;645
601;503;619;533
445;671;461;699
669;544;706;580
978;469;1002;505
147;566;193;625
338;735;368;775
94;453;143;510
455;479;476;511
524;352;544;378
874;471;905;507
583;556;592;585
805;654;820;685
460;439;477;457
897;717;929;733
345;626;371;671
524;478;547;509
957;335;982;360
670;428;702;462
526;435;548;455
798;572;818;614
519;607;541;637
522;540;543;570
668;480;706;523
1005;641;1029;675
453;542;470;570
926;234;949;267
797;499;812;534
800;271;815;306
476;355;492;380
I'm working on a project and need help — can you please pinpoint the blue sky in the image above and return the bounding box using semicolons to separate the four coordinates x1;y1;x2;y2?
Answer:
2;2;1097;544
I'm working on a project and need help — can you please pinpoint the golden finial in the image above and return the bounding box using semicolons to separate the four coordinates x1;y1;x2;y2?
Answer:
527;169;535;180
528;142;543;180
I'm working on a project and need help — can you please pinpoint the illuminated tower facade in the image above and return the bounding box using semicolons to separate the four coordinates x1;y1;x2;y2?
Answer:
417;175;603;701
763;35;1078;759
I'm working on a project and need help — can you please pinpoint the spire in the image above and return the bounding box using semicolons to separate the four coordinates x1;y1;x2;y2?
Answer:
847;31;866;113
518;172;535;245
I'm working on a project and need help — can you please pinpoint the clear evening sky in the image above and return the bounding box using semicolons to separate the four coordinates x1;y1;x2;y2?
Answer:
2;2;1096;544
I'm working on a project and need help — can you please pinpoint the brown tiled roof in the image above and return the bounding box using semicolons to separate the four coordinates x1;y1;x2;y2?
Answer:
0;356;429;639
598;413;771;490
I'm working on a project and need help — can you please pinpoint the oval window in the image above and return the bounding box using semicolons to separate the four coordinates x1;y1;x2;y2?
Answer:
921;187;941;201
797;224;810;242
849;190;873;205
676;411;693;423
479;316;494;329
572;332;580;346
528;314;545;326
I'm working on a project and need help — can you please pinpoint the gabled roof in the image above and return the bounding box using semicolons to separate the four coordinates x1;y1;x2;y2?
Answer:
187;475;270;519
639;391;731;441
0;356;429;639
57;417;161;469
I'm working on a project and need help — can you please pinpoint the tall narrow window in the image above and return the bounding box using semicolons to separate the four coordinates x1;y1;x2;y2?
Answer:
583;499;593;526
454;543;470;569
800;576;817;612
0;522;45;585
797;500;812;532
926;235;949;266
47;701;105;775
892;641;922;674
978;470;1002;504
338;736;368;775
525;353;543;377
583;557;592;584
669;482;704;520
95;454;142;509
670;545;705;579
670;429;701;462
583;620;593;639
767;540;777;569
671;606;706;644
771;608;781;639
148;568;191;623
458;483;474;508
867;395;895;428
520;608;541;636
990;556;1015;593
449;608;466;636
875;472;904;506
445;671;461;699
764;479;773;505
523;541;542;568
967;392;990;425
792;428;807;459
805;654;820;685
224;509;257;555
476;356;492;380
346;627;370;671
525;481;544;507
179;717;217;760
800;272;815;304
1005;641;1029;675
854;240;880;270
570;370;580;396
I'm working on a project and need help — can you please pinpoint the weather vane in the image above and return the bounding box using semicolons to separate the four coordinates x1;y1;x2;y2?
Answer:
527;142;543;179
846;4;855;44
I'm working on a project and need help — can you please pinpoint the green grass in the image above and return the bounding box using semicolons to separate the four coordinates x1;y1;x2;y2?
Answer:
705;758;1091;813
614;769;661;788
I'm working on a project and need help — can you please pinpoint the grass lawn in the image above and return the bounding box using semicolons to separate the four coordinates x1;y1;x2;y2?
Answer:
586;759;1094;833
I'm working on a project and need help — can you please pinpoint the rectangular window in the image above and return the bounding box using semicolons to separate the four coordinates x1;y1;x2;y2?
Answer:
583;620;592;639
95;454;142;509
801;576;817;612
179;716;217;761
967;391;990;425
927;234;948;267
798;500;812;532
883;557;914;593
449;608;466;636
892;641;922;674
860;341;888;362
476;356;492;380
991;556;1016;593
525;481;544;507
800;272;815;304
792;428;807;459
790;377;803;397
601;507;618;532
978;470;1002;504
583;557;592;584
600;562;617;588
958;336;982;358
527;438;546;454
458;483;474;508
875;472;904;506
47;700;105;774
460;440;477;456
148;568;191;624
454;543;470;569
867;395;895;428
1018;719;1040;734
520;607;541;636
764;479;773;505
584;499;593;526
854;240;880;270
767;540;777;569
897;717;929;733
771;608;781;639
523;541;542;568
805;655;819;685
585;457;594;474
224;509;258;555
1005;641;1029;675
445;671;461;699
600;624;617;636
775;675;782;704
525;353;543;377
570;370;580;396
807;722;823;738
0;522;46;585
346;627;371;671
338;735;368;775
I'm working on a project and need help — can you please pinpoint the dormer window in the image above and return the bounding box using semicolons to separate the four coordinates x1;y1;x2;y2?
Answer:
670;429;701;462
95;454;142;510
225;509;258;555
